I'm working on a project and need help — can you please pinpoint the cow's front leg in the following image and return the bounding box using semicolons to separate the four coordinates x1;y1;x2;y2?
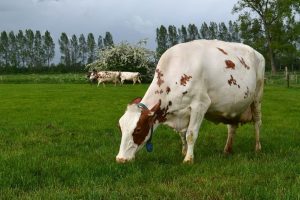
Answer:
184;98;210;164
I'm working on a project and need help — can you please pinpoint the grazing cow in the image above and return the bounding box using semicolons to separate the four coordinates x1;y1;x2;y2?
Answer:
120;72;142;84
89;70;121;87
116;40;265;163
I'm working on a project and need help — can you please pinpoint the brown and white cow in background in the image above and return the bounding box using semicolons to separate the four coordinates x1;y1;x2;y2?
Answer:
89;70;121;87
120;72;142;85
116;40;265;163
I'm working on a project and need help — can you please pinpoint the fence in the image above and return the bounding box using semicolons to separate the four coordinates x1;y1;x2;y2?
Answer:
265;71;299;87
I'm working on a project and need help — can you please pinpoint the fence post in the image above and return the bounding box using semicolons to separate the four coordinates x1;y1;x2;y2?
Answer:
287;72;290;88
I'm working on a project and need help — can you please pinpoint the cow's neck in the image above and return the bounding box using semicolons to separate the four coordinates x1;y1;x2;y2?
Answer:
141;83;167;111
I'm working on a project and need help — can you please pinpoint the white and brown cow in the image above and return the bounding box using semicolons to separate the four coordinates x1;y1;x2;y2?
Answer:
120;72;142;84
89;70;121;87
116;40;265;163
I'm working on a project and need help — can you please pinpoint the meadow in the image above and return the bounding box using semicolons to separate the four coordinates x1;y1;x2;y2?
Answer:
0;75;299;199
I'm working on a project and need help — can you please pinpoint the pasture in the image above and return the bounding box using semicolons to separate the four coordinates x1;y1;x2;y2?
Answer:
0;75;299;199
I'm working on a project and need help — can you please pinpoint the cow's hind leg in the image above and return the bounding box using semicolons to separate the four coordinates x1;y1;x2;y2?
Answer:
252;102;262;152
179;131;187;156
183;96;211;164
224;124;238;154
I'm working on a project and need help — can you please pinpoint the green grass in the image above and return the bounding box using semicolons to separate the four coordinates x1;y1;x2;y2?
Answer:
0;80;299;199
0;73;88;84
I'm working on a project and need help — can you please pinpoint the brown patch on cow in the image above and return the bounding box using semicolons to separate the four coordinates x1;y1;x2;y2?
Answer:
155;89;163;95
156;105;169;123
217;47;228;55
225;60;235;69
180;74;192;86
168;101;172;106
166;86;171;94
132;100;161;145
155;69;164;87
238;57;250;70
131;99;170;145
182;91;188;95
244;87;250;99
228;75;237;86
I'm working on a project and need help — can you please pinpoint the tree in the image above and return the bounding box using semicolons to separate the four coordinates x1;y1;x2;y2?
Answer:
233;0;299;74
200;22;210;39
25;29;35;67
78;34;87;65
168;25;179;47
103;32;114;48
228;20;241;42
0;31;9;66
218;22;230;41
208;22;218;39
187;24;200;41
16;30;27;67
8;31;18;67
97;35;104;50
33;30;44;67
155;25;168;59
178;25;188;43
87;33;96;64
43;30;55;67
70;34;79;65
59;32;71;66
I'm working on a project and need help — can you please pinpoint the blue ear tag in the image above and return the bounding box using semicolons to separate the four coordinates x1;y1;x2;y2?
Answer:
146;142;153;152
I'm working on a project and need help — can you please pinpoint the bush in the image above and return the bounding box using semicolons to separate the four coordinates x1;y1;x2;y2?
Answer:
86;40;155;81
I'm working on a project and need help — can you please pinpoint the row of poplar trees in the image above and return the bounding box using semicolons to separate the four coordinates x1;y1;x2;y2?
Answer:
0;30;55;68
59;32;114;67
0;30;114;70
156;21;240;58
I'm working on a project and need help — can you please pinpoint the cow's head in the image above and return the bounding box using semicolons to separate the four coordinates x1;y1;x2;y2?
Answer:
88;69;98;81
116;97;161;163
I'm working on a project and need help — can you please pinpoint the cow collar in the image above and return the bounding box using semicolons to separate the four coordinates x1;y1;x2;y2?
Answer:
137;103;154;152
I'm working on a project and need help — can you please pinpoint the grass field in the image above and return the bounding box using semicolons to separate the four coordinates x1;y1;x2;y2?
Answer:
0;79;300;199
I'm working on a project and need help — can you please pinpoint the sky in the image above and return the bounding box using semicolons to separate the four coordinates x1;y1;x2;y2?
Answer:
0;0;238;60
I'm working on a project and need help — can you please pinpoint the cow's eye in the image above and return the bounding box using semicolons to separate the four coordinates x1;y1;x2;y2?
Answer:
136;127;141;133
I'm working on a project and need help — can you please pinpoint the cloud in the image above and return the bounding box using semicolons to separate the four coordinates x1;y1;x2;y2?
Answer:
126;16;154;34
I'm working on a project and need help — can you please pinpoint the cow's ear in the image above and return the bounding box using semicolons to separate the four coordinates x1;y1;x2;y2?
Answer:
130;97;142;105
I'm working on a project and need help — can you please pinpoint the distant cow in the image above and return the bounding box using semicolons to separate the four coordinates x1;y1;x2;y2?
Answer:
120;72;142;84
116;40;265;163
89;70;121;87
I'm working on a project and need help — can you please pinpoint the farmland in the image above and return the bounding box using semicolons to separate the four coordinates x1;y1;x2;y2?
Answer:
0;75;299;199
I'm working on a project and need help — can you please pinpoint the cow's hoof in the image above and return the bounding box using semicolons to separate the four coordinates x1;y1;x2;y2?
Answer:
183;157;193;164
224;147;233;155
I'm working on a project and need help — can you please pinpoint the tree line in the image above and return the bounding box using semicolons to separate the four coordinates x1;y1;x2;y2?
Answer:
0;30;114;73
156;21;240;58
156;0;300;73
0;30;55;70
0;0;299;74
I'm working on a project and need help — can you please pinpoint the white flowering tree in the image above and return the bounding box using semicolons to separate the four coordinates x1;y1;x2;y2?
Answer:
86;40;155;80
